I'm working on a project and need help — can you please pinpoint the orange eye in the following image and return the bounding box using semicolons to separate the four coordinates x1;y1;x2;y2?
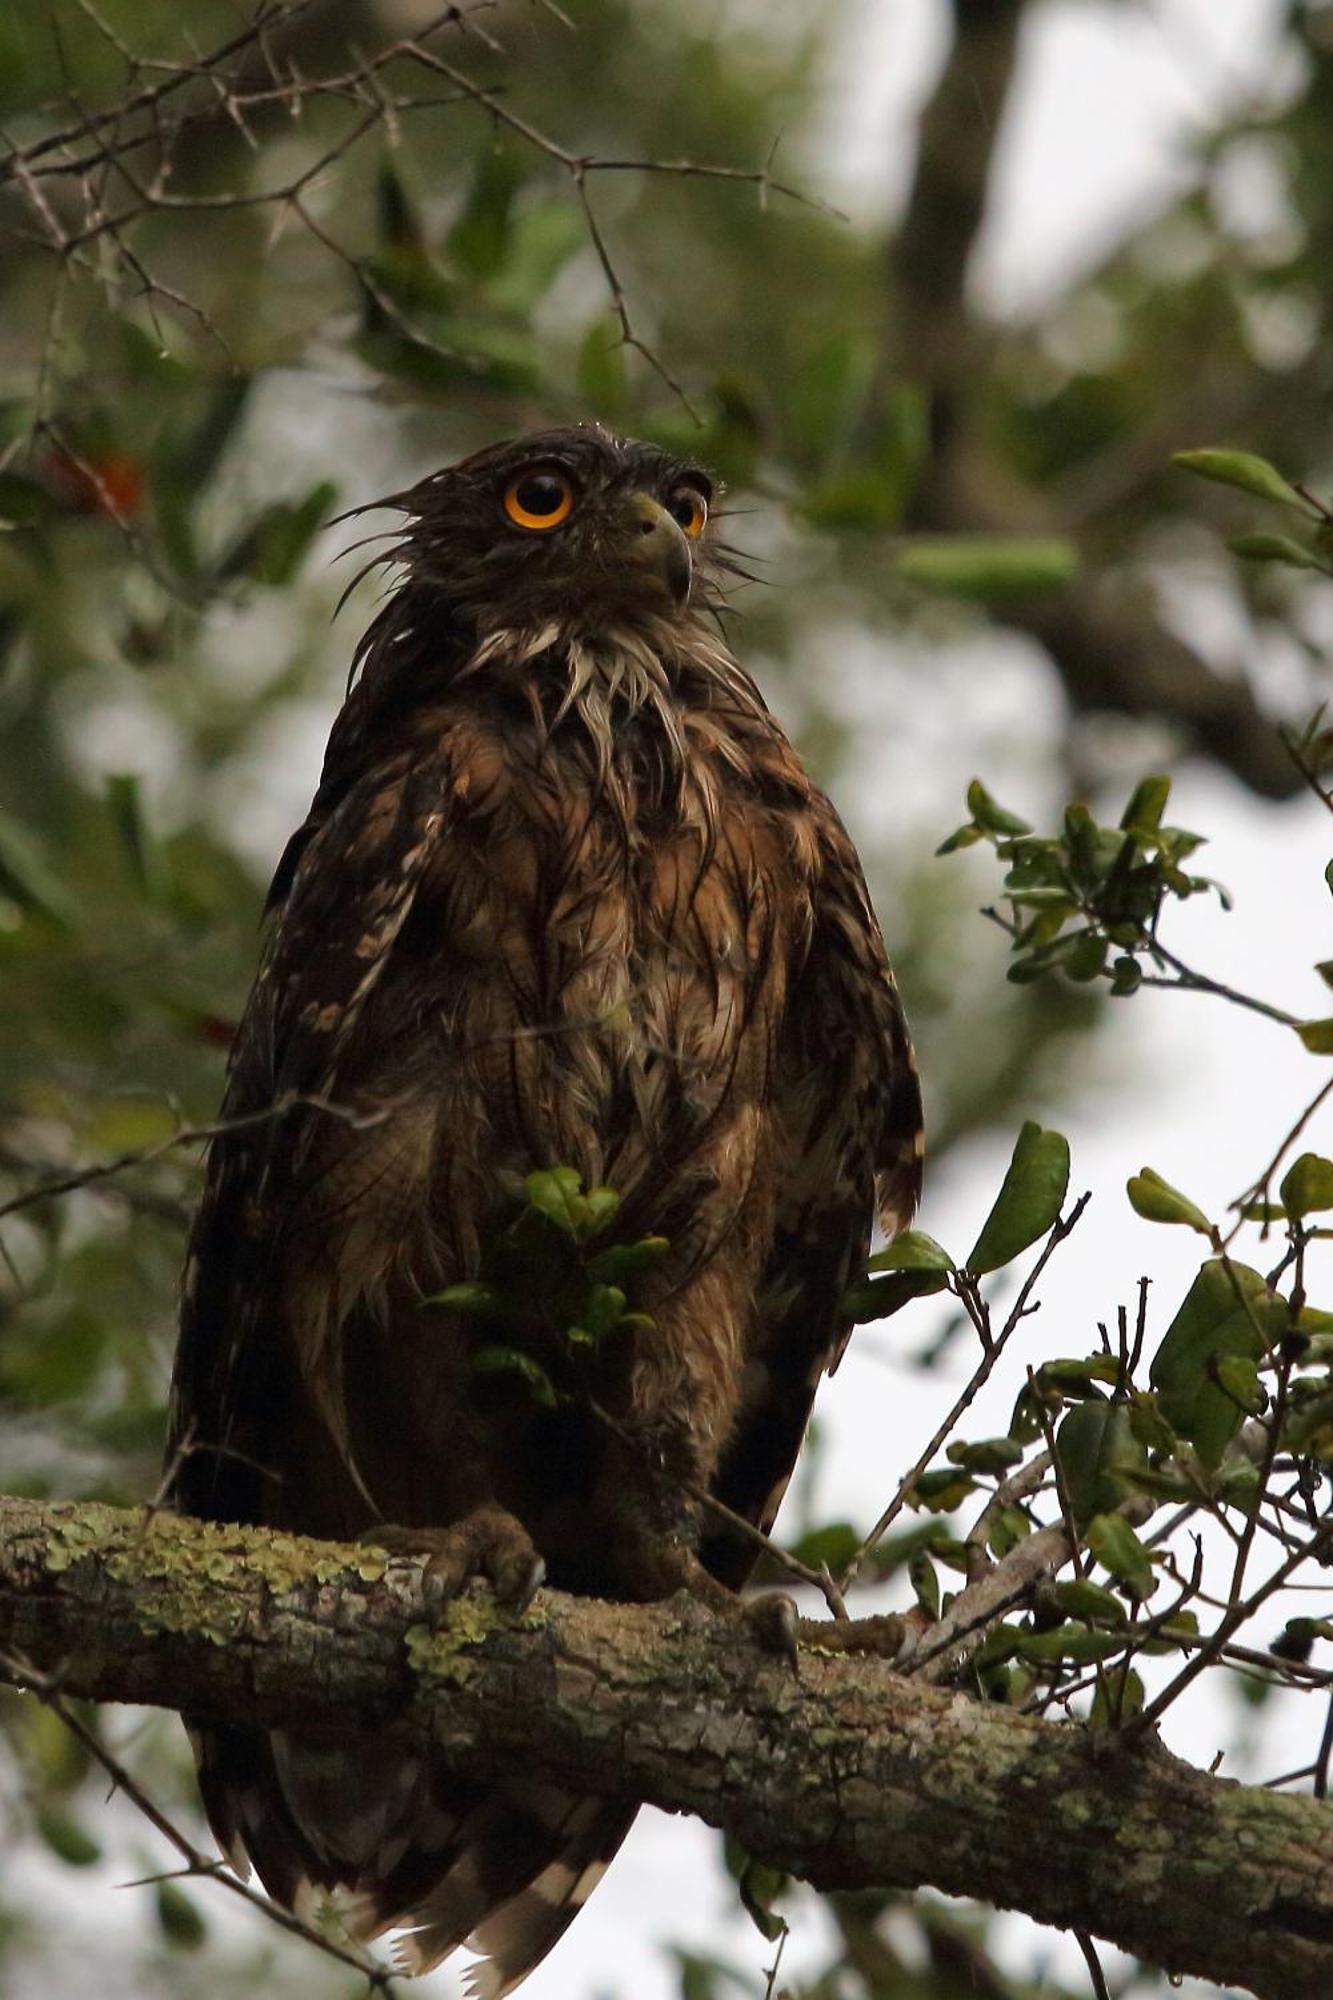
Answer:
665;486;708;538
503;469;574;531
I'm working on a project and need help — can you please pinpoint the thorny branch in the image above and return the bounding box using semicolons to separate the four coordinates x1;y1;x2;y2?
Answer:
839;1193;1091;1593
1;1646;397;1995
0;1091;390;1229
2;0;829;430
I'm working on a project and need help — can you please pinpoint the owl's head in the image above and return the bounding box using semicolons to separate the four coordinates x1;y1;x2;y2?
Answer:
367;425;735;638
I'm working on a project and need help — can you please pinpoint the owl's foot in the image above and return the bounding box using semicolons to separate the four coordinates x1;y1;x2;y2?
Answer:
359;1504;546;1622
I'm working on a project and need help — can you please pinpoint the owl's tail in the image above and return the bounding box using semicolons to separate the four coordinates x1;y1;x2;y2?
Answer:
192;1722;633;1993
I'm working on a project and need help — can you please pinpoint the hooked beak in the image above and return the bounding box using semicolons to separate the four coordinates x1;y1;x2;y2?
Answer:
622;492;692;608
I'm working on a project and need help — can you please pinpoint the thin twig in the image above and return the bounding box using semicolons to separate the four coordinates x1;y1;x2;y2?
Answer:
0;1648;396;1993
0;1092;390;1226
840;1195;1091;1592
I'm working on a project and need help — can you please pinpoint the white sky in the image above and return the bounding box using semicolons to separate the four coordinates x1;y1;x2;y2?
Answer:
27;3;1333;1997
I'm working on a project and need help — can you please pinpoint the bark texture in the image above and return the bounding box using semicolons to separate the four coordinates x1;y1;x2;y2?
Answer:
1;1494;1330;2000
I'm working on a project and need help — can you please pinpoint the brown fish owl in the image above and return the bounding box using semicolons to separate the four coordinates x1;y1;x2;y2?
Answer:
167;425;923;1994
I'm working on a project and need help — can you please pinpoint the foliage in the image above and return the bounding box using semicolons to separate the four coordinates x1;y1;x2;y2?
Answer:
423;1169;668;1410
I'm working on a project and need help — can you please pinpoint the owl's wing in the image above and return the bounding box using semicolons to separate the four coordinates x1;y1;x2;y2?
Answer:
167;751;452;1523
701;807;922;1585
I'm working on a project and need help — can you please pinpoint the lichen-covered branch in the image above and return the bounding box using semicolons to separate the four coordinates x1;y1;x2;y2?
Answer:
1;1495;1330;2000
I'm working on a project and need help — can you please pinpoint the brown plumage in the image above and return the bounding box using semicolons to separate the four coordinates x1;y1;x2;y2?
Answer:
166;425;923;1993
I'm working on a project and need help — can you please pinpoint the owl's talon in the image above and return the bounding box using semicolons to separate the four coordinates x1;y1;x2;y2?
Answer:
511;1552;547;1614
744;1591;801;1670
359;1505;543;1624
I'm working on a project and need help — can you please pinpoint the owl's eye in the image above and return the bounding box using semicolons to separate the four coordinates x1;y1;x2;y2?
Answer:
503;470;574;531
666;486;708;539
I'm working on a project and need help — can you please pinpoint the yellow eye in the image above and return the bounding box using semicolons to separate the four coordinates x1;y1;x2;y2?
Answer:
666;486;708;539
503;469;574;531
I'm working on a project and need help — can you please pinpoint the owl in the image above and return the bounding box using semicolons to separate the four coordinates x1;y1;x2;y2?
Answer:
166;425;922;1994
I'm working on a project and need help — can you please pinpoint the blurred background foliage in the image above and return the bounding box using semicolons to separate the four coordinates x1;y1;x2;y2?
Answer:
0;0;1331;1994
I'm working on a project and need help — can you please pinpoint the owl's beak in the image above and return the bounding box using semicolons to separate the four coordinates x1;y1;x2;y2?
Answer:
623;492;692;607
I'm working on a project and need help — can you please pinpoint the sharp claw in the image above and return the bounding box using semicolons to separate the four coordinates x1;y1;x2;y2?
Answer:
746;1592;801;1671
514;1554;546;1614
360;1509;543;1624
771;1597;801;1673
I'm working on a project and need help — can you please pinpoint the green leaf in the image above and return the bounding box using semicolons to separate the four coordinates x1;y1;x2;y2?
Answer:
1127;1393;1178;1455
896;535;1079;601
786;1521;862;1572
965;779;1032;836
1063;932;1108;982
1086;1513;1156;1601
1018;1623;1126;1665
1127;1167;1213;1235
156;1881;207;1949
1280;1153;1333;1219
735;1853;787;1944
1056;1398;1148;1525
1296;1018;1333;1055
1090;1665;1145;1726
105;772;166;901
1172;448;1311;512
988;1504;1031;1558
576;1283;628;1343
801;467;901;533
37;1810;101;1866
973;1622;1023;1670
909;1467;977;1513
842;1268;948;1321
946;1435;1023;1475
1229;532;1323;570
1149;1260;1286;1467
447;141;524;279
470;1345;558;1408
1215;1352;1265;1417
908;1548;940;1617
866;1229;954;1274
674;1949;749;2000
488;198;587;314
580;1186;622;1237
1119;775;1171;833
0;469;59;530
587;1236;670;1285
966;1121;1070;1273
0;811;79;926
1037;1355;1122;1396
1135;1610;1200;1656
935;822;984;855
577;317;630;417
422;1282;500;1318
217;480;338;587
524;1166;588;1235
164;375;252;492
1050;1578;1129;1625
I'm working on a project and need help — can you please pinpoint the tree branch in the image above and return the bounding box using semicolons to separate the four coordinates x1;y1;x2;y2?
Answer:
1;1496;1331;2000
884;0;1302;801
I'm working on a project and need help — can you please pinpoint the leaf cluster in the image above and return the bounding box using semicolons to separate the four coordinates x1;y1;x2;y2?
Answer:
939;774;1226;995
423;1168;669;1411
